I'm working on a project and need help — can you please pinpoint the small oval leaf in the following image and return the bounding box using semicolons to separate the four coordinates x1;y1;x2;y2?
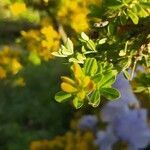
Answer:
88;90;100;107
55;91;72;103
84;58;98;76
73;97;83;109
101;88;121;100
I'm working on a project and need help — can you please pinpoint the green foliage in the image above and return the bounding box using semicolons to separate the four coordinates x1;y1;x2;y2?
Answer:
0;61;73;150
0;0;150;148
55;58;120;109
52;38;74;57
133;72;150;94
53;0;150;108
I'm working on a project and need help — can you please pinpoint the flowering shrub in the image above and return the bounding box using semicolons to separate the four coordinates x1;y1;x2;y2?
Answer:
0;0;150;149
21;24;60;61
0;46;23;79
30;131;96;150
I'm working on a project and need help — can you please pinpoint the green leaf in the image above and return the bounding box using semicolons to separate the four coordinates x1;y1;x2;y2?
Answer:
120;11;128;24
140;2;150;9
87;40;96;51
65;38;74;54
127;9;139;24
134;86;146;93
98;73;116;88
83;51;97;54
88;90;100;107
136;4;149;17
101;88;121;100
69;53;86;64
107;23;116;35
98;38;107;45
123;0;133;4
73;97;83;109
119;50;126;56
55;91;72;103
92;73;103;83
105;0;123;9
84;58;98;76
28;51;41;65
81;32;89;41
123;70;130;80
52;51;67;57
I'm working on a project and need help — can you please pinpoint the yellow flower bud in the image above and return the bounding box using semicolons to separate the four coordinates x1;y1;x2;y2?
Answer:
61;76;76;86
61;82;77;93
72;63;84;79
77;90;86;100
0;67;6;79
83;76;91;87
86;81;95;93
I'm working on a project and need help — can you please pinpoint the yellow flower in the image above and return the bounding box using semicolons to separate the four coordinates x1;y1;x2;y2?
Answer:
61;63;95;100
30;140;50;150
11;59;22;75
61;76;76;85
10;2;27;16
71;13;89;32
0;66;6;79
41;26;59;40
61;82;78;93
72;63;84;79
77;90;86;100
21;25;60;61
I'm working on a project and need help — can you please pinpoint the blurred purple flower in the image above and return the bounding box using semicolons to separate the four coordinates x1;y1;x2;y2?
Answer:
113;109;150;150
78;115;98;132
96;109;150;150
95;126;117;150
112;72;139;106
96;73;150;150
101;72;139;122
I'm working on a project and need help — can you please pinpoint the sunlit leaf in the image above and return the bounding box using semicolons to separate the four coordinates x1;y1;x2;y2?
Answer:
101;88;121;100
84;58;98;76
88;90;100;107
65;38;74;55
98;38;107;45
98;73;116;88
55;91;72;102
73;97;83;109
127;9;139;24
81;32;89;41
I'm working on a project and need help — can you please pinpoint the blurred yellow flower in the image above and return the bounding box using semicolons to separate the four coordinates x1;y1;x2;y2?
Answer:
21;25;60;61
10;2;27;16
0;66;6;79
71;13;89;32
0;46;23;79
57;0;90;32
30;140;51;150
11;59;22;75
41;26;59;39
30;131;96;150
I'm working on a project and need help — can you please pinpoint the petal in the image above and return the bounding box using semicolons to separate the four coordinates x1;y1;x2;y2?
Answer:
61;76;76;85
72;63;84;79
61;82;77;93
83;76;91;87
86;81;95;93
77;90;86;100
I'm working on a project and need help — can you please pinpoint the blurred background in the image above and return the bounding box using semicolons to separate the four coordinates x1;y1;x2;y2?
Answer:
0;0;149;150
